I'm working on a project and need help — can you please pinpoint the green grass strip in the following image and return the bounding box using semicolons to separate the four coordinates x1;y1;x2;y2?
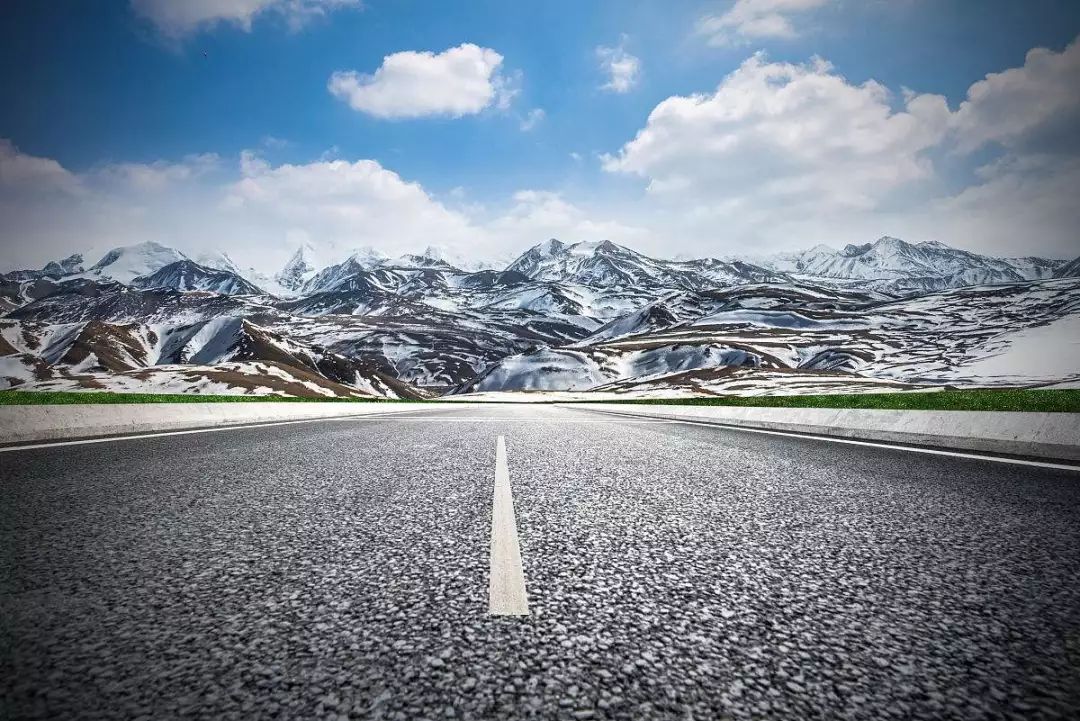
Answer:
597;389;1080;413
0;390;403;405
1;388;1076;411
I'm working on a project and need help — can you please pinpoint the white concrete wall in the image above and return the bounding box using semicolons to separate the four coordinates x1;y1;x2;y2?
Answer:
0;402;435;444
564;404;1080;462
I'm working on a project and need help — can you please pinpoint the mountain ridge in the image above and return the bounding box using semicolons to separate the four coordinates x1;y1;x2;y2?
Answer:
3;236;1077;399
4;235;1065;296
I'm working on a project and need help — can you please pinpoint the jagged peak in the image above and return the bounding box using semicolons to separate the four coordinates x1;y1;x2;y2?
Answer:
842;243;873;257
284;243;317;267
536;238;566;255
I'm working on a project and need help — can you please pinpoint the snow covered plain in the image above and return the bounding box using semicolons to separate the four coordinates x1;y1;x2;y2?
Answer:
2;236;1078;399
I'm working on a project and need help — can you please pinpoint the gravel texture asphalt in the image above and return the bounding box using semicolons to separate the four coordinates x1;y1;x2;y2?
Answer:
2;404;1079;720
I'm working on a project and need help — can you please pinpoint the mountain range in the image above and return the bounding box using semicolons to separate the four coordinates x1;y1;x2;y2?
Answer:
2;236;1078;399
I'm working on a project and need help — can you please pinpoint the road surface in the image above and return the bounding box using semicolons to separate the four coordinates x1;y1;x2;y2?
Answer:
2;404;1079;720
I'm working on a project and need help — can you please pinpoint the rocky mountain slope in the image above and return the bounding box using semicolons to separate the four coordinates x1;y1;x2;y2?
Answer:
132;260;265;295
460;279;1080;395
2;237;1077;398
1054;256;1080;278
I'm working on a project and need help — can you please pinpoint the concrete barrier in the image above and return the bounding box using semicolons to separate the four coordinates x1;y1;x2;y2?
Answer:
563;403;1080;462
0;402;437;445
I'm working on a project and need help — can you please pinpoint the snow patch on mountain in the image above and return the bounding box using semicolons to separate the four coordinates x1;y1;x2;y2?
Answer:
958;314;1080;382
73;242;189;285
469;347;608;392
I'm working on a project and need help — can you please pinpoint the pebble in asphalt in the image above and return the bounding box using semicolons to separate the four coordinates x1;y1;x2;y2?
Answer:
2;405;1079;720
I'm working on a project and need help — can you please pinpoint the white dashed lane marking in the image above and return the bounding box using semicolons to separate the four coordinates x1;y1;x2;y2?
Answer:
488;435;529;616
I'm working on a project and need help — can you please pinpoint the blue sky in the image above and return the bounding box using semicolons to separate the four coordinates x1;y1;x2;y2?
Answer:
2;0;1079;272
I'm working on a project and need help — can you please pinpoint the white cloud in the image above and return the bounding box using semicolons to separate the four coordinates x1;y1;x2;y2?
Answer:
5;36;1080;273
486;190;647;245
0;139;82;195
130;0;358;38
223;153;479;255
950;37;1080;154
597;38;1080;258
596;37;641;93
261;135;291;149
697;0;831;46
328;44;514;119
915;154;1080;258
519;108;545;131
0;139;653;271
919;38;1080;258
602;53;950;210
96;154;221;191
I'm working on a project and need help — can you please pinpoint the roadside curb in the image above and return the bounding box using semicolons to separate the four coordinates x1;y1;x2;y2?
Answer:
0;402;436;445
561;403;1080;463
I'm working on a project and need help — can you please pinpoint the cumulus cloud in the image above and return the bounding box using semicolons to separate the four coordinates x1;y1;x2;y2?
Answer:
486;190;648;245
950;37;1080;154
596;37;641;93
130;0;358;38
598;38;1080;258
602;54;950;210
916;154;1080;258
697;0;831;46
0;139;83;195
0;140;649;272
919;37;1080;258
329;44;515;119
4;36;1080;271
223;152;479;254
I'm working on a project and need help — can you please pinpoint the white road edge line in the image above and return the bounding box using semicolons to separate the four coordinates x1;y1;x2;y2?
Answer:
584;410;1079;472
489;435;529;616
0;415;390;454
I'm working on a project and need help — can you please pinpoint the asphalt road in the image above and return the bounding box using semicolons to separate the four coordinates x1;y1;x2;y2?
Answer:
2;404;1080;720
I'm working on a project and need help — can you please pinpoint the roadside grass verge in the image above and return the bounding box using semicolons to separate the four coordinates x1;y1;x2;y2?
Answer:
1;388;1077;411
601;389;1080;413
0;391;403;405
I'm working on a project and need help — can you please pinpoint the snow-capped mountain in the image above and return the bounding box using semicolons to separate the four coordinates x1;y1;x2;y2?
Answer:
506;239;665;285
193;250;243;276
3;235;1078;399
382;253;460;271
505;239;780;289
76;241;189;285
132;260;264;295
751;236;1062;290
274;243;322;294
345;246;391;269
43;253;85;277
407;245;515;273
4;253;85;281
